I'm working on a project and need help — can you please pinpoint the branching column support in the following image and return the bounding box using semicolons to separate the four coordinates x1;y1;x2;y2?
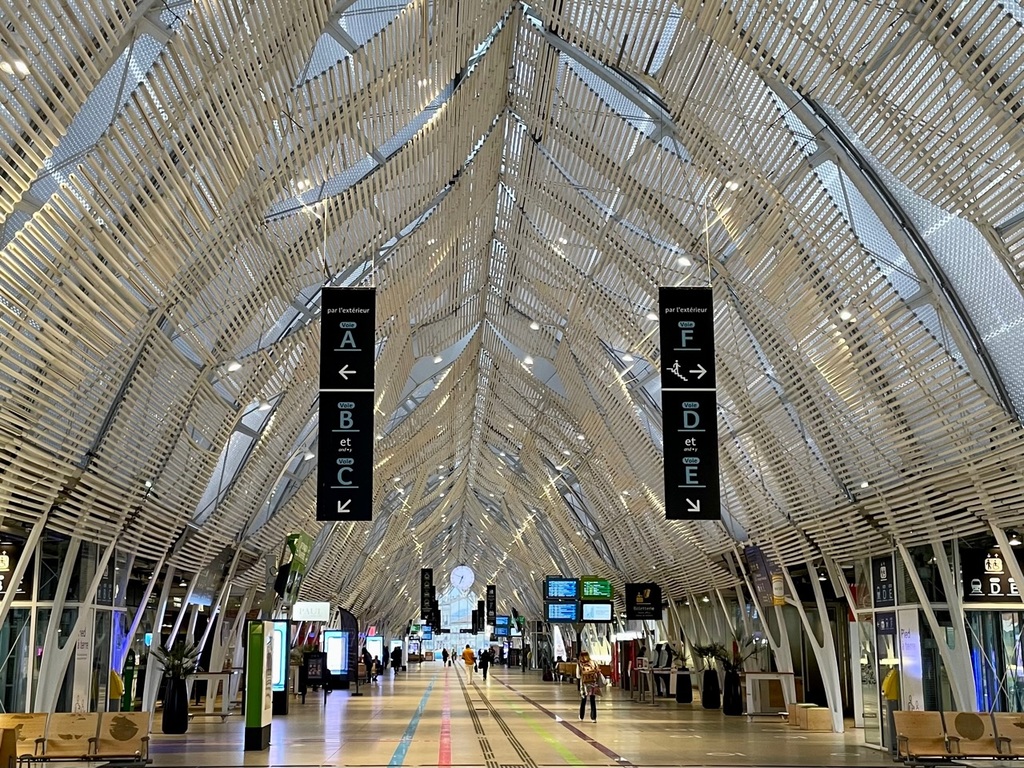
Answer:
0;512;48;629
117;554;167;671
897;541;975;710
781;559;845;733
142;564;176;713
738;568;796;706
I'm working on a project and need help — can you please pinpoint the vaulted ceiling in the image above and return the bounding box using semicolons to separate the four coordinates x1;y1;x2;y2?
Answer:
1;0;1024;625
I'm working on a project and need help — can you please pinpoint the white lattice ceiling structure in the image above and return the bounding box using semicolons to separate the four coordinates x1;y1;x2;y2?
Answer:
1;0;1024;624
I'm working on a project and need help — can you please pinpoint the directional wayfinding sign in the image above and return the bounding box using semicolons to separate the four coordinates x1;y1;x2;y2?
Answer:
659;287;719;520
317;287;375;521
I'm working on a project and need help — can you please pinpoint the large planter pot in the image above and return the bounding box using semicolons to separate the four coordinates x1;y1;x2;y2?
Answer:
701;669;721;709
675;670;693;703
161;677;189;734
721;670;743;716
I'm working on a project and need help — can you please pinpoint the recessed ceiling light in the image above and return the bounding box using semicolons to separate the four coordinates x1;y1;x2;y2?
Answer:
507;423;514;429
226;361;242;371
13;61;28;76
839;309;853;322
645;311;658;321
523;355;533;365
529;321;540;330
562;449;571;456
0;62;12;75
860;481;869;489
296;179;309;190
144;480;153;489
394;476;401;482
302;450;315;461
438;465;445;470
427;238;436;245
725;180;740;191
577;433;585;440
622;353;634;362
432;355;443;363
558;237;567;244
677;256;691;266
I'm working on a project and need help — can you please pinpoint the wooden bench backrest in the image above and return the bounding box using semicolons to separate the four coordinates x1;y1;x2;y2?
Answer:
0;728;17;768
0;714;46;757
992;713;1024;755
44;712;98;757
946;711;997;741
893;710;943;738
94;712;150;759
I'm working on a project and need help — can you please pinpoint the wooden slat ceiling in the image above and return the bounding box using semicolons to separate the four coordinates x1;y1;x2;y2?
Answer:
0;0;1023;623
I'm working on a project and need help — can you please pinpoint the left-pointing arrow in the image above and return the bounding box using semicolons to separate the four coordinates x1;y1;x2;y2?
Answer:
338;365;355;380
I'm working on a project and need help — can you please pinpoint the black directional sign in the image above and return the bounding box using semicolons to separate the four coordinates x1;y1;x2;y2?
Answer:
486;584;496;625
317;287;375;521
659;287;719;520
420;569;434;618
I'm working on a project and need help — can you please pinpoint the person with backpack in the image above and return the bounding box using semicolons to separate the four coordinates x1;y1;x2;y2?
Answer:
576;650;603;721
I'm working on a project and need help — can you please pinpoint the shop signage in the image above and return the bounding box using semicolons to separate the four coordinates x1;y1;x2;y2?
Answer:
872;555;895;608
962;547;1023;602
659;287;719;520
317;287;375;521
625;582;662;620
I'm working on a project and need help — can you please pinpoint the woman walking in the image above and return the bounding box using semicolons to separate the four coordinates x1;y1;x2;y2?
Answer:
576;650;602;722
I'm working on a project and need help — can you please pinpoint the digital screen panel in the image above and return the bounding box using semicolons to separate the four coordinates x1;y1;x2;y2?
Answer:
546;601;581;623
545;576;580;600
495;615;510;626
581;577;613;600
581;601;613;623
494;625;510;636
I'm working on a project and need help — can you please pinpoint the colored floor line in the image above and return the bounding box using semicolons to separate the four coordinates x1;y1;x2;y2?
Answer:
494;677;636;767
485;677;585;766
438;667;452;766
388;676;436;767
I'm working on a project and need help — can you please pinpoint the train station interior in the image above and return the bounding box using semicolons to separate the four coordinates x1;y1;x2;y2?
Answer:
1;0;1024;765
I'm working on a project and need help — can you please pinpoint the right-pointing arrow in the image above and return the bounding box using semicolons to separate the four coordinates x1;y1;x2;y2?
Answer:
690;363;707;379
686;499;701;513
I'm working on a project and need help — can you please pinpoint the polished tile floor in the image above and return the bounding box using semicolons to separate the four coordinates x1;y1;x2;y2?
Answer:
150;663;898;767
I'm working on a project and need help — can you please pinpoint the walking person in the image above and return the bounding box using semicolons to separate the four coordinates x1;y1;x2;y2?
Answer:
390;645;403;675
462;644;476;683
576;650;603;722
442;647;450;667
479;647;491;680
361;646;373;684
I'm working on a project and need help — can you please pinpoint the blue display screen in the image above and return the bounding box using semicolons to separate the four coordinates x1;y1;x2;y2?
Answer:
495;615;510;626
545;577;579;600
546;601;580;622
494;625;510;636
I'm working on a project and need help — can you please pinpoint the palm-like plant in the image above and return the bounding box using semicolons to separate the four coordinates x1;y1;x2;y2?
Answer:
691;642;726;670
719;633;759;673
150;641;202;679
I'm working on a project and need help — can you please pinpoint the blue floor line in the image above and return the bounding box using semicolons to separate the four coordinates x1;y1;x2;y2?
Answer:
388;677;436;767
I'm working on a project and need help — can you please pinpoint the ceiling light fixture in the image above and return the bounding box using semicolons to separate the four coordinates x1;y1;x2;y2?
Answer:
523;355;533;365
529;321;540;330
226;361;242;372
645;311;658;321
258;400;272;412
302;450;315;461
677;256;691;266
1011;532;1022;547
860;481;869;489
577;433;585;440
432;355;443;363
622;353;634;362
13;61;28;76
0;62;12;75
839;309;853;322
725;180;740;191
818;571;828;582
558;237;567;244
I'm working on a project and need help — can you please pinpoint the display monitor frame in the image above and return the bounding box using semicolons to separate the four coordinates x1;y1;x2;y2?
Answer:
495;615;510;626
580;576;613;601
581;601;613;623
545;600;581;623
544;576;580;601
494;625;510;636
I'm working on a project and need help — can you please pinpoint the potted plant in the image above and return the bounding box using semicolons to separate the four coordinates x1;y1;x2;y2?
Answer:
719;634;758;716
150;641;201;734
691;642;725;709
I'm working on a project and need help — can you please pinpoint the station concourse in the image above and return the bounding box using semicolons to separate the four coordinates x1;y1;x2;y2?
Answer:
1;0;1024;766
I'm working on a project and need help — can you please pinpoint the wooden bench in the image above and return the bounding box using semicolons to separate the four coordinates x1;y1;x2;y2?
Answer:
894;710;951;763
0;712;150;767
90;712;150;764
993;713;1024;757
0;714;47;765
944;711;1006;758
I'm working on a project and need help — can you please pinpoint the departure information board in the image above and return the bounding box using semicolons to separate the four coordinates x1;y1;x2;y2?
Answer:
581;577;612;600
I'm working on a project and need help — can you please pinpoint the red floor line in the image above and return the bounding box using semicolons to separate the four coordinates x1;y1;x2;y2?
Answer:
438;667;452;766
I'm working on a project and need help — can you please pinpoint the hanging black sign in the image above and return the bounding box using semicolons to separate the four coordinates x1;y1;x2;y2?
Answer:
659;287;719;520
872;555;896;608
486;585;497;624
420;569;433;618
962;547;1023;603
625;582;662;620
317;287;375;521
